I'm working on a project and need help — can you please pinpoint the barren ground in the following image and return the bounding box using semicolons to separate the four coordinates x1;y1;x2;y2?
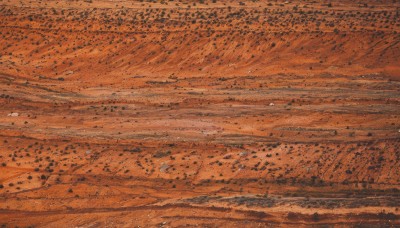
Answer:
0;0;399;227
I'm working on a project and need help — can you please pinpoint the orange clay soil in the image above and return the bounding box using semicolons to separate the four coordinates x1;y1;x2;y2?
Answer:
0;0;400;227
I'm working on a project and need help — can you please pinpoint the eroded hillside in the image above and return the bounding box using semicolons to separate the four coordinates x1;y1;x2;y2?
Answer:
0;0;399;227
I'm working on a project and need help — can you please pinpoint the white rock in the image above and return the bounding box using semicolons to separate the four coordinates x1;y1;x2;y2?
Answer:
160;163;170;173
8;112;19;117
65;70;74;75
269;103;275;106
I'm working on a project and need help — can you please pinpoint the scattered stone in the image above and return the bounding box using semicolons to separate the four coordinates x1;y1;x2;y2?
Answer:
65;70;74;75
7;112;19;117
239;151;248;157
160;163;170;173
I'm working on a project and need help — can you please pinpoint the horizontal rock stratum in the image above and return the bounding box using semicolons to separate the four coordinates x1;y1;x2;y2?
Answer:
0;0;399;227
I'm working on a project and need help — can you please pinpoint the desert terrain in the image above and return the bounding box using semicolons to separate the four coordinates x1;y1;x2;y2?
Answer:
0;0;399;227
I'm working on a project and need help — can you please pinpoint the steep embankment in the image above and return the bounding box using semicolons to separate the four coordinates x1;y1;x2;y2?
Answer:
0;0;399;84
